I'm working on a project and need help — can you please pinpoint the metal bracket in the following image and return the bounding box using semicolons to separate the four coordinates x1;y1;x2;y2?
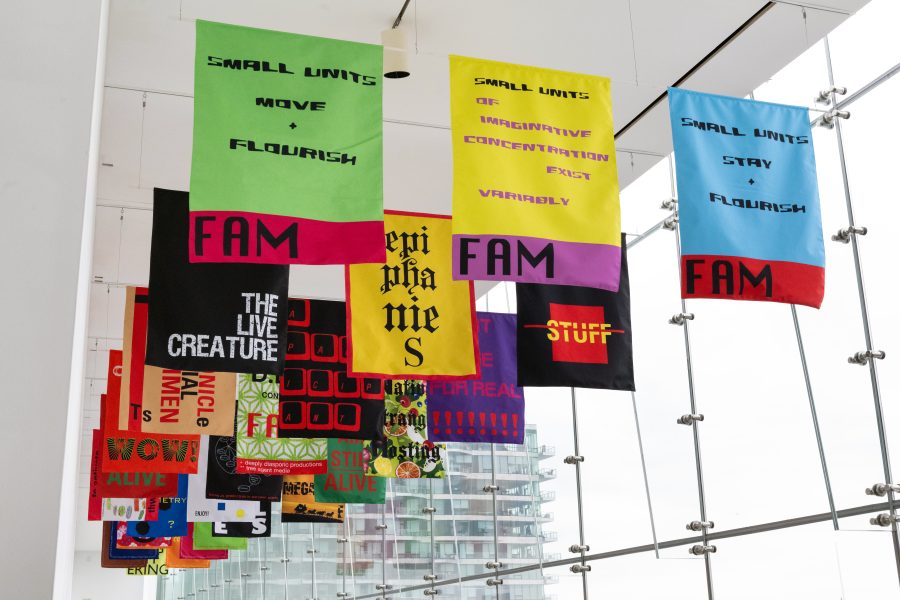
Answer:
482;484;499;493
689;544;717;556
660;198;677;210
662;215;679;230
336;537;349;544
337;593;351;598
564;455;584;465
677;414;704;426
375;584;394;591
423;574;438;582
570;564;592;574
866;483;900;496
831;225;867;243
815;85;847;105
375;523;388;531
848;350;886;365
686;520;715;531
870;513;900;527
568;544;590;553
423;590;439;597
422;506;437;514
279;557;291;563
240;573;250;578
259;566;270;571
486;579;504;587
820;108;851;128
306;548;318;554
669;312;695;326
485;561;504;569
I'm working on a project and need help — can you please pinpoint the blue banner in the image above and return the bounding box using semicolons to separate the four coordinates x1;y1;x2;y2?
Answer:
668;88;824;308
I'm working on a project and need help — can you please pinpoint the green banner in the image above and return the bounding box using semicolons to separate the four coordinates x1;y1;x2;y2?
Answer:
190;20;385;265
191;522;248;551
315;438;386;503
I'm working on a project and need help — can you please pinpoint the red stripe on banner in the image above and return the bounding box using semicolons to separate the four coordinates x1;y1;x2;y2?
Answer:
681;255;824;308
189;211;386;265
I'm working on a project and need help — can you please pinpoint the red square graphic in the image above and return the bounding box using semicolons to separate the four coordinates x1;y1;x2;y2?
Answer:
281;368;307;395
287;299;310;327
307;369;334;397
286;330;309;360
547;303;621;364
311;334;339;362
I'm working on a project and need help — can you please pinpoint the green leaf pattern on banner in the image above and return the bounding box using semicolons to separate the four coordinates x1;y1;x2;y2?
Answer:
236;374;326;463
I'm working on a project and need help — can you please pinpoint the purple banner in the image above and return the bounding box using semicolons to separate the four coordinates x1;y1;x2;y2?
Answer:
428;313;524;444
452;234;621;290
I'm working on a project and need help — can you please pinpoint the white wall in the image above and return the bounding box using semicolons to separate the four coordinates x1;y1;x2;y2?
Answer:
0;0;106;597
72;552;146;600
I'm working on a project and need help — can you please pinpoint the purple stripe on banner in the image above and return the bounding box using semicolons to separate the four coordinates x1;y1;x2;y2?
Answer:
428;313;524;444
452;234;621;290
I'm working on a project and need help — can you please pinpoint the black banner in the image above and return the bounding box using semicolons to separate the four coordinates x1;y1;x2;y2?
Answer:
145;188;290;375
210;503;272;538
278;299;385;439
205;435;283;501
516;235;634;390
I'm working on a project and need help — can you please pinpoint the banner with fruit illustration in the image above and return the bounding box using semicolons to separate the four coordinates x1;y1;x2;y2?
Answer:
363;381;445;478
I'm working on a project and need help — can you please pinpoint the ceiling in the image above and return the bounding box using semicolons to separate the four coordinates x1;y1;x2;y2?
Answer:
76;0;869;551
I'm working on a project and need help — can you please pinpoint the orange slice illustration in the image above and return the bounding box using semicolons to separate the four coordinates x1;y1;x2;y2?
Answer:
384;423;408;437
395;461;421;479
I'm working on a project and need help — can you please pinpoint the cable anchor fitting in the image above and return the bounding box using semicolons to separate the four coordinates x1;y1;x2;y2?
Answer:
677;414;704;426
482;484;500;493
815;85;847;105
870;513;900;527
686;520;715;531
485;561;504;569
422;506;436;514
866;483;900;496
689;544;717;556
669;312;694;326
486;579;504;587
832;225;867;243
423;591;439;597
569;544;590;553
662;215;679;230
820;108;851;128
564;455;585;465
660;198;677;210
570;564;592;573
848;350;885;365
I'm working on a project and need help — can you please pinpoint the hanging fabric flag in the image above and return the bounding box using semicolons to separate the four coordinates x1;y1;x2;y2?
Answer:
347;211;480;379
281;474;345;523
277;298;385;440
364;381;445;479
102;522;154;568
187;436;259;522
90;429;180;500
210;503;272;538
314;438;385;504
180;526;228;560
668;88;825;307
119;292;146;431
449;55;621;289
236;373;327;474
115;520;172;549
101;394;201;474
126;475;189;538
191;522;248;550
126;552;169;576
165;538;210;569
516;235;634;390
428;312;524;443
205;434;283;501
145;188;290;375
123;307;238;436
189;20;385;265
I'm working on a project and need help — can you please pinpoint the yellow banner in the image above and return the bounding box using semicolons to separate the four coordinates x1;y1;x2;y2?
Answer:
347;211;479;379
450;55;622;289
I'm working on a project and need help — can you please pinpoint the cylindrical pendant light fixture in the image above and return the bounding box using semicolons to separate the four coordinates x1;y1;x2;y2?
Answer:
382;27;410;79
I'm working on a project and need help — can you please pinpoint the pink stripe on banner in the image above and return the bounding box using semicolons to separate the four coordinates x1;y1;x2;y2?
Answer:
452;234;621;290
189;211;386;265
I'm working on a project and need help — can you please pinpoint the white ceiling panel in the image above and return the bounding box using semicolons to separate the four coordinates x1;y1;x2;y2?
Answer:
117;207;154;284
97;87;144;205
